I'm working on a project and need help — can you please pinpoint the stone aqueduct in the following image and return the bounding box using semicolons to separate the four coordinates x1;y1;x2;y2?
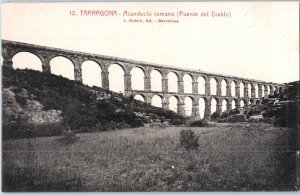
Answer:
2;40;283;120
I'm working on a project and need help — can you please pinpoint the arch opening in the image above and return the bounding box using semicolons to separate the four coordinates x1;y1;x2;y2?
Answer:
82;61;102;87
231;81;236;97
108;63;125;94
268;85;272;95
221;80;227;96
274;86;279;95
249;99;254;106
12;52;42;72
151;95;162;107
134;94;145;102
240;82;245;97
183;74;193;94
222;99;227;112
199;98;205;119
211;98;217;115
210;78;217;96
50;56;74;80
198;76;206;94
169;96;178;113
240;99;245;108
248;84;252;97
168;72;178;93
232;99;236;109
151;70;162;91
131;67;145;90
184;97;193;116
255;84;259;98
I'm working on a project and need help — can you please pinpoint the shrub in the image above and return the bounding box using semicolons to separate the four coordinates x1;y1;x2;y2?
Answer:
117;121;131;129
229;109;240;115
170;118;186;125
211;111;221;120
219;114;247;123
247;109;261;117
190;119;210;127
221;111;230;118
179;129;200;151
15;95;27;107
131;118;144;128
60;128;79;144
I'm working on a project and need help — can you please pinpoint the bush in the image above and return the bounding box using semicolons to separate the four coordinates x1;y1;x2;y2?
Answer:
221;111;230;118
60;128;79;144
190;119;210;127
211;111;221;120
170;118;186;125
131;118;144;128
247;109;261;117
218;114;247;123
229;109;240;115
179;129;200;151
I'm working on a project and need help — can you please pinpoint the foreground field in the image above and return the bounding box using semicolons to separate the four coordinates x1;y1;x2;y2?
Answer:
2;122;297;191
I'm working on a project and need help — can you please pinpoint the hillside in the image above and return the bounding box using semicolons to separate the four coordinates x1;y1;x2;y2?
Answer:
218;81;300;129
2;67;186;139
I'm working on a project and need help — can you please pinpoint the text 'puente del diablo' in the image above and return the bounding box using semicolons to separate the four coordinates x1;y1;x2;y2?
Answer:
2;40;284;120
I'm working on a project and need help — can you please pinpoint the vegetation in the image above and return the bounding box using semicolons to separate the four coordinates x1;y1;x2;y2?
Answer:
263;81;300;128
59;128;80;145
2;123;297;191
2;67;186;139
211;111;221;120
189;119;210;127
179;129;200;151
218;82;299;127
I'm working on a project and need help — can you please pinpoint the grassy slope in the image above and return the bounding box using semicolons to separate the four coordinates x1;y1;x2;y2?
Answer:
2;123;297;191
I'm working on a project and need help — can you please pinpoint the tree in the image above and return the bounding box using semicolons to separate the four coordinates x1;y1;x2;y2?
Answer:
179;129;200;160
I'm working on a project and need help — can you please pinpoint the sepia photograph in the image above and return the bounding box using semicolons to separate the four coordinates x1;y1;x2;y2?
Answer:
1;1;299;192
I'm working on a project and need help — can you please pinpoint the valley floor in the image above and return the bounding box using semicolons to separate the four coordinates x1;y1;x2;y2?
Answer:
2;122;297;191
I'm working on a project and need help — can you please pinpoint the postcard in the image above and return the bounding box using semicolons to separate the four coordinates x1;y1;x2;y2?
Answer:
1;1;299;192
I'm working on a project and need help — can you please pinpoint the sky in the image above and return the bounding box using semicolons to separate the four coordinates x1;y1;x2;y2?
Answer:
2;1;299;84
1;2;299;115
